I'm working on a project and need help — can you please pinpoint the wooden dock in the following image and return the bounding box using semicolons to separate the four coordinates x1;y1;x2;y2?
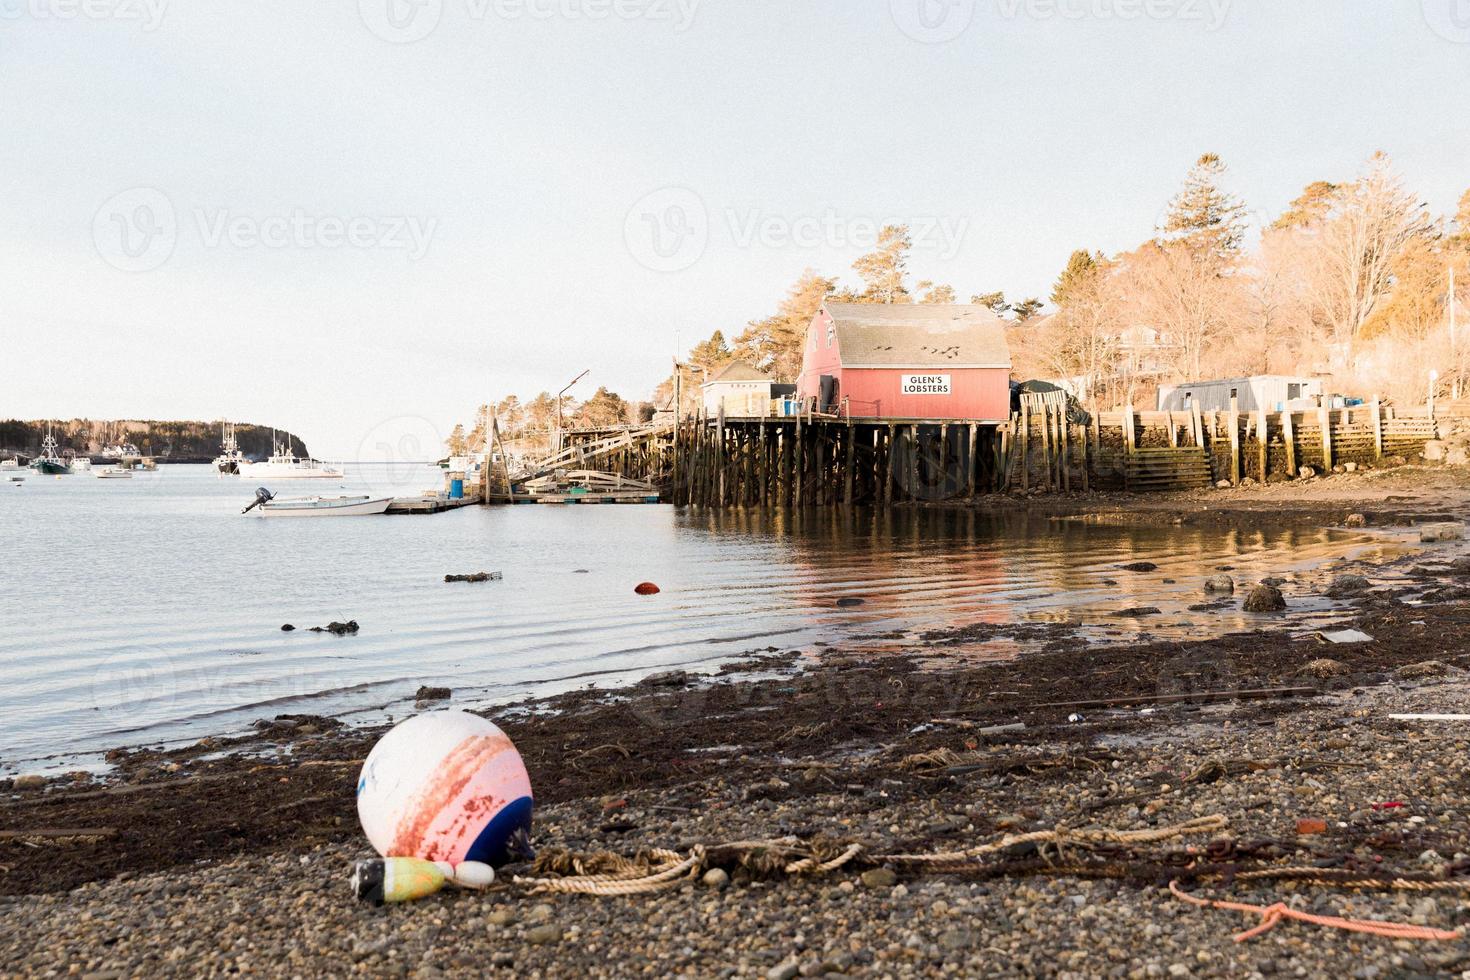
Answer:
386;494;480;515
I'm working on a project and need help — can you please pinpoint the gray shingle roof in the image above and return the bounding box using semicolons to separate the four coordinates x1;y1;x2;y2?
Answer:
824;303;1012;369
706;360;773;383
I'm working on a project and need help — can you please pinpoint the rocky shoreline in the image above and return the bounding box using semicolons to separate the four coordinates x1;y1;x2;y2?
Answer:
6;487;1470;976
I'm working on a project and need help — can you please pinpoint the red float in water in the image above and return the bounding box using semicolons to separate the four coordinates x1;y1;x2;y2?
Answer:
634;582;661;596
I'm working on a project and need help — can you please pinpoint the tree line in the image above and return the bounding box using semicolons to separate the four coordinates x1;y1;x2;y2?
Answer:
663;150;1469;414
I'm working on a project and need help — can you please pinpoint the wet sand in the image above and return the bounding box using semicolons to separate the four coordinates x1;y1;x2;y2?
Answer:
4;469;1470;976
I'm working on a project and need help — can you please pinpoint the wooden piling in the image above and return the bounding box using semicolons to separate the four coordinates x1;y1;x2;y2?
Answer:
1319;405;1333;472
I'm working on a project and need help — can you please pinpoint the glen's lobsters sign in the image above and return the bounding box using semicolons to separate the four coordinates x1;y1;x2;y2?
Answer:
900;374;951;395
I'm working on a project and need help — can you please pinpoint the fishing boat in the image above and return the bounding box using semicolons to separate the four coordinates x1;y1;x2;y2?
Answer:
243;490;390;517
239;448;344;480
70;455;93;472
0;458;19;471
214;422;245;475
95;467;133;479
29;427;71;475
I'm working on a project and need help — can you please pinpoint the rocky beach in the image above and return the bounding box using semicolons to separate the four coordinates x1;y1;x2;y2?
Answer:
6;468;1470;977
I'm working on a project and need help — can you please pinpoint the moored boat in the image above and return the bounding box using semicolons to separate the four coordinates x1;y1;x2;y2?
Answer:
29;427;71;475
248;493;391;517
95;467;133;479
238;431;343;480
214;422;245;475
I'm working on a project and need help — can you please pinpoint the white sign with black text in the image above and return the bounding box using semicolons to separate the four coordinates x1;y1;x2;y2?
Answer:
900;374;951;396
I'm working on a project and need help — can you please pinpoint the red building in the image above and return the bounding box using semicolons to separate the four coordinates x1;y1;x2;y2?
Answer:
796;302;1013;421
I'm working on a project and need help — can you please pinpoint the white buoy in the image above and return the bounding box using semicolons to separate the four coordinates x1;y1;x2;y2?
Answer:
357;710;534;866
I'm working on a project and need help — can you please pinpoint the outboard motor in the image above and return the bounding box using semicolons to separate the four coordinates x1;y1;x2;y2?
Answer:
242;487;275;514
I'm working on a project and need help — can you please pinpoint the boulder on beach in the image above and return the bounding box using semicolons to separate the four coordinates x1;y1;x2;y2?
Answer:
1203;574;1234;594
415;686;452;702
1326;574;1371;598
1242;584;1286;612
1119;562;1158;572
1298;658;1348;678
310;620;359;636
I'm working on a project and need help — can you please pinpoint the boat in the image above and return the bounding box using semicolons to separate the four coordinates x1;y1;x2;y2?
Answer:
69;455;93;472
95;467;132;479
29;426;72;475
245;491;391;517
0;458;19;470
238;437;344;480
214;422;245;475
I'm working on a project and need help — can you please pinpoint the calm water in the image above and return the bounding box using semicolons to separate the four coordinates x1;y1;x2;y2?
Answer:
0;465;1392;769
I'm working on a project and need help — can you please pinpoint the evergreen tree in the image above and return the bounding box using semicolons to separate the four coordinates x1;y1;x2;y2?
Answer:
971;291;1009;313
1162;153;1248;260
735;269;835;380
1050;250;1102;307
1011;298;1044;323
1270;180;1340;231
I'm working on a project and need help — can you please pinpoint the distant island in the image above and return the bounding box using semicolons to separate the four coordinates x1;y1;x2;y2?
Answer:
0;419;309;463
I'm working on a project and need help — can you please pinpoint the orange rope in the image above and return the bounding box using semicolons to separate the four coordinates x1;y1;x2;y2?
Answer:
1168;880;1465;943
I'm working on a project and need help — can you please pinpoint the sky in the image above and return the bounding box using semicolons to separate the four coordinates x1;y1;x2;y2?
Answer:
3;0;1469;458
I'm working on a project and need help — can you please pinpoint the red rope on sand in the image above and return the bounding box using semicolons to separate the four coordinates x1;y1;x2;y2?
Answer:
1168;880;1465;943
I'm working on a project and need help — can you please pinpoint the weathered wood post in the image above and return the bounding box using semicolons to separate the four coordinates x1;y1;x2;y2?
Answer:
1319;405;1333;472
846;423;858;511
793;413;803;507
1060;413;1071;491
967;423;978;498
1370;395;1383;460
908;424;919;502
1255;406;1267;483
1191;402;1204;449
883;424;895;506
1020;403;1031;492
1280;410;1296;477
1228;395;1240;487
1122;404;1135;491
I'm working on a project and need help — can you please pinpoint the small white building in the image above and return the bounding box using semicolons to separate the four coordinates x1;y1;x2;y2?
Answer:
701;361;776;417
1157;375;1324;414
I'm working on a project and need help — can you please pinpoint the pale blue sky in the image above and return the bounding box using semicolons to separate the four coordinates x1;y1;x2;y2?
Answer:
3;0;1468;456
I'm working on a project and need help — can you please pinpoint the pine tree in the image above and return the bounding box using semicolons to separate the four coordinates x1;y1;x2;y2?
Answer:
1011;298;1044;324
1162;153;1248;260
851;225;913;303
735;269;835;380
1270;180;1340;231
971;291;1009;313
1050;250;1102;307
688;330;733;371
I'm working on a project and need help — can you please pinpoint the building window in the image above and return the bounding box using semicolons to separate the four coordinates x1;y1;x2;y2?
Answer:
1229;388;1238;401
1287;383;1302;400
826;323;834;347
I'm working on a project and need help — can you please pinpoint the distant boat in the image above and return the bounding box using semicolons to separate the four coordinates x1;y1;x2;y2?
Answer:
70;456;93;472
30;426;71;475
0;458;19;470
214;421;245;475
95;467;132;480
248;493;391;517
238;434;343;480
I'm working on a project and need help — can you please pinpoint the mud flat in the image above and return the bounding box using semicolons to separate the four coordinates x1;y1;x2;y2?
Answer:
4;480;1470;976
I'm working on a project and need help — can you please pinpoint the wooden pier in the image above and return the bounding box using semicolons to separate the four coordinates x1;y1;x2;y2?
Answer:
479;396;1442;510
386;494;481;515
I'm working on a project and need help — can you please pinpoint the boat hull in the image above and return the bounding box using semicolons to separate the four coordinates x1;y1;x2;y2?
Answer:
255;496;391;517
238;465;344;480
31;461;71;475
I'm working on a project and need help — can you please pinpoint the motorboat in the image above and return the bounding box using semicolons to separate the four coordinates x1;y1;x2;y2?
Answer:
29;426;71;475
95;467;133;479
70;456;93;472
238;431;343;480
214;421;245;475
243;488;390;517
